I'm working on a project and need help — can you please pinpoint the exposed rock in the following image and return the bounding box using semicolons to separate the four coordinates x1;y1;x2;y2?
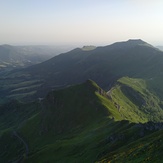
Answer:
135;122;163;131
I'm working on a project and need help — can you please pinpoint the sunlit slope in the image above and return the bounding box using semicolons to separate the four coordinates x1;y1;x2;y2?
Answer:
108;77;163;123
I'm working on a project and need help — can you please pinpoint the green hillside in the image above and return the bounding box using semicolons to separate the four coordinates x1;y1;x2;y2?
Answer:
0;80;162;162
109;77;163;123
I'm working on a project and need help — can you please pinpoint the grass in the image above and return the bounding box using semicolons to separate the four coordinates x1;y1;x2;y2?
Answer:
0;79;162;162
97;130;163;163
110;77;163;123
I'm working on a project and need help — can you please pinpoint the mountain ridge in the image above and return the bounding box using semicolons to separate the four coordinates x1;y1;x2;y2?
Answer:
0;79;162;162
99;39;153;50
1;39;163;103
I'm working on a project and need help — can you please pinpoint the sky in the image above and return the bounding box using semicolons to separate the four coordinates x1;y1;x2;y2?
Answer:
0;0;163;46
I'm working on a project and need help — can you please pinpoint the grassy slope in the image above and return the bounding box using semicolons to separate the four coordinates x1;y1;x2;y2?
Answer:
97;129;163;163
0;100;41;162
0;79;162;162
0;100;40;133
19;80;122;148
109;77;163;123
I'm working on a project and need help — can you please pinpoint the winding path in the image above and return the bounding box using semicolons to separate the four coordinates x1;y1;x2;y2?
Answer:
13;131;29;158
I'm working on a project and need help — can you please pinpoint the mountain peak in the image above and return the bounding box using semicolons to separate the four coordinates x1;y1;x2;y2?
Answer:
126;39;149;46
127;39;153;47
127;39;146;43
106;39;152;50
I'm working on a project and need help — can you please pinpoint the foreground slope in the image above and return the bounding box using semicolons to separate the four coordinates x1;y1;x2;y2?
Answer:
0;80;162;162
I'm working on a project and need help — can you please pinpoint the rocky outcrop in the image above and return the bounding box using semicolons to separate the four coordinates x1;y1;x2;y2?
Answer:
135;122;163;131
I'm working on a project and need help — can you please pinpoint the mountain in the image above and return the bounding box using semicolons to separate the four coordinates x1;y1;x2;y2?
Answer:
1;39;163;102
1;39;163;162
0;39;163;162
0;80;162;162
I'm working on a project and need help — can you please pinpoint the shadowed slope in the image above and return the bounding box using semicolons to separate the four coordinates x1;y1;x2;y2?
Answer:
2;39;163;102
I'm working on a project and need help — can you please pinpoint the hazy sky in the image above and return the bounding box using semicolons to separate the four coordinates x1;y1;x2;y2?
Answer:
0;0;163;45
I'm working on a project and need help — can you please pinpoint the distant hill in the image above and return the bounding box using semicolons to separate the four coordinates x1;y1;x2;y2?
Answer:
0;80;162;162
0;44;73;71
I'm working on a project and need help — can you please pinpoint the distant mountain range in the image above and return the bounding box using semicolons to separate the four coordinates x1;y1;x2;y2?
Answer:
1;39;163;102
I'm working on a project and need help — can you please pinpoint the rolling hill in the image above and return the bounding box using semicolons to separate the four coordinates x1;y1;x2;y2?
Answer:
0;44;74;72
0;79;162;162
0;45;52;70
